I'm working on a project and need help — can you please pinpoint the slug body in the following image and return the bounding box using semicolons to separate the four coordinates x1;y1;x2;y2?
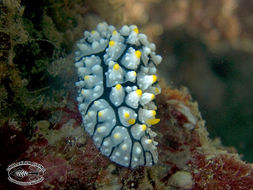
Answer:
74;22;162;168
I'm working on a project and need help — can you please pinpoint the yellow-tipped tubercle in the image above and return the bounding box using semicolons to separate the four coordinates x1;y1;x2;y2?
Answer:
98;111;103;117
109;40;115;46
135;50;142;58
112;30;117;35
151;110;156;116
122;144;127;150
145;139;152;144
97;127;102;133
84;75;89;80
128;118;136;125
141;124;147;131
124;112;130;119
114;133;120;139
115;84;122;90
152;75;157;83
147;118;160;125
133;27;139;34
113;63;120;70
136;89;142;96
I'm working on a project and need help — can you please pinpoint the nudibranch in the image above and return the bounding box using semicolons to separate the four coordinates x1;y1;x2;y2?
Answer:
74;22;162;168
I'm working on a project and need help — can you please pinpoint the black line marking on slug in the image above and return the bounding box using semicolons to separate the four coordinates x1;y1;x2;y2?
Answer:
146;151;155;166
76;27;159;168
105;34;149;167
139;136;147;166
108;140;124;158
129;139;134;167
93;35;148;168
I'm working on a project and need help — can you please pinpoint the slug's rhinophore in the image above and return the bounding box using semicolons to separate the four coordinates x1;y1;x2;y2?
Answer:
74;22;162;168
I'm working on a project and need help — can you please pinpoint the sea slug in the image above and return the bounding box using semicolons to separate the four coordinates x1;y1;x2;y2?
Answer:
74;22;162;168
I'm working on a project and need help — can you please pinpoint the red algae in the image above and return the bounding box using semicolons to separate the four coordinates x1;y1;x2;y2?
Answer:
156;85;253;189
190;153;253;189
3;86;253;189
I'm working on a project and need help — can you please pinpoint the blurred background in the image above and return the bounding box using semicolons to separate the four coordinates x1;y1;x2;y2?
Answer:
0;0;252;163
121;0;253;162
